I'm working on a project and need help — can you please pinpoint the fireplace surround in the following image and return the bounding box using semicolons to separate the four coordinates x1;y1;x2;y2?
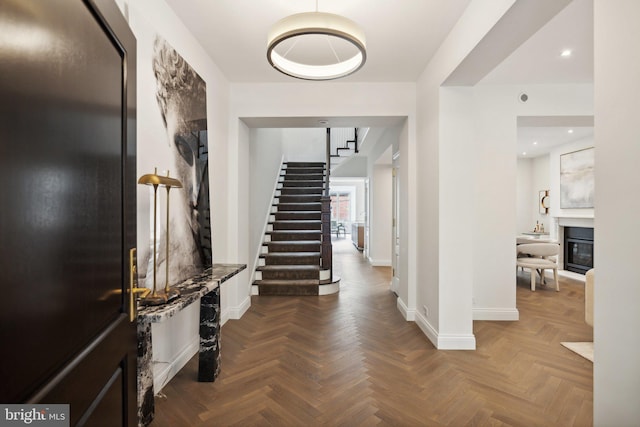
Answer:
563;226;594;275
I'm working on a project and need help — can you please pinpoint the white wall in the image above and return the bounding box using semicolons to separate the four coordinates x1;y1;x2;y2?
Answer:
594;1;640;424
364;127;399;268
415;0;522;349
282;128;326;162
368;165;393;266
222;119;251;323
531;155;551;232
516;158;533;233
115;0;241;392
249;129;284;279
517;155;553;235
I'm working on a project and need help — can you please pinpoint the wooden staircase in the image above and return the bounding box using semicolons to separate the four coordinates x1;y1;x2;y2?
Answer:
253;162;338;296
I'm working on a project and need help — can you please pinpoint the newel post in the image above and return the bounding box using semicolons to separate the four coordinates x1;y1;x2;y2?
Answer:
322;128;332;280
321;195;332;281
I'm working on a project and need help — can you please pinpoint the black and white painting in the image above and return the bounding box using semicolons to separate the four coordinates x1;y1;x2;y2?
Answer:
138;35;212;289
560;147;594;209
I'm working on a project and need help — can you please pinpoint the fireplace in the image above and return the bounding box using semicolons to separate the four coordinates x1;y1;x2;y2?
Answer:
564;227;594;275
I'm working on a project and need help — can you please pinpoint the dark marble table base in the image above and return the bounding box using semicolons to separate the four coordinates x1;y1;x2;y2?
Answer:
136;264;245;427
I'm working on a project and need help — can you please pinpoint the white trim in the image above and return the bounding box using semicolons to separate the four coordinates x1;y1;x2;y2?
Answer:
396;296;415;321
368;258;392;267
390;276;399;293
436;334;476;350
473;307;519;321
153;337;199;393
250;155;285;285
222;295;251;325
414;311;438;347
414;311;476;350
319;269;331;281
318;279;340;295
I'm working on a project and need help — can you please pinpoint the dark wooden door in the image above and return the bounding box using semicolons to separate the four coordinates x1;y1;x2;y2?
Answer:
0;0;137;425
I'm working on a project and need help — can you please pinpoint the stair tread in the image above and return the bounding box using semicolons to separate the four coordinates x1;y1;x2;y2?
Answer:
274;210;322;214
275;202;322;205
264;240;321;245
270;220;322;224
267;230;321;233
257;265;320;271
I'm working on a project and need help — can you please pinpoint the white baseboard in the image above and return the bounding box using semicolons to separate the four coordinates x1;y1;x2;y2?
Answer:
153;338;199;393
396;297;415;321
368;258;392;267
390;276;399;293
436;333;476;350
414;311;438;348
473;307;519;321
221;295;251;325
414;311;476;350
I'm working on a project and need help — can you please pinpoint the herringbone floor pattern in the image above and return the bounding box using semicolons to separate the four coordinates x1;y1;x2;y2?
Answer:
152;239;593;426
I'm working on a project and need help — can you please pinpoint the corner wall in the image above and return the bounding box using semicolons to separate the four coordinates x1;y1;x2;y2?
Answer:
594;1;640;423
415;0;591;348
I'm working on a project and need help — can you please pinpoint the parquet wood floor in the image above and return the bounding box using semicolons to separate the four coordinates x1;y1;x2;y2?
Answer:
152;239;593;426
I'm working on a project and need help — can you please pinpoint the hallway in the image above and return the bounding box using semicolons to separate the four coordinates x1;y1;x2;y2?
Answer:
153;238;593;426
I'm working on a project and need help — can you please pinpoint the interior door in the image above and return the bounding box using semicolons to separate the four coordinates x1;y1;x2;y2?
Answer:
0;0;137;425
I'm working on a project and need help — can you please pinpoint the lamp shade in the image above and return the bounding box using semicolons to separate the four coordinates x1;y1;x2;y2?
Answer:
267;12;366;80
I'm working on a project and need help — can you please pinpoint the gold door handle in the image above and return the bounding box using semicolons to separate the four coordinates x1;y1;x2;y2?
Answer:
129;248;150;322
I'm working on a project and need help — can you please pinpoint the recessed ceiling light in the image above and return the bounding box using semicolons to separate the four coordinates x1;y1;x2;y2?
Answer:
560;49;572;57
318;120;329;126
568;129;574;134
522;152;527;156
533;141;538;145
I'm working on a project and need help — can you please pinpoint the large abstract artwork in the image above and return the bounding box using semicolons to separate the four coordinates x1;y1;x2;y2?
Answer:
560;147;594;209
139;36;212;288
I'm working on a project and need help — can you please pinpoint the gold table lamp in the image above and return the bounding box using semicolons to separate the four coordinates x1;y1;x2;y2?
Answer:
138;168;183;306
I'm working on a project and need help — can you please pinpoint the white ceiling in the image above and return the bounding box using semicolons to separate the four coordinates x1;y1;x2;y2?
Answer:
164;0;594;157
164;0;472;83
479;0;594;159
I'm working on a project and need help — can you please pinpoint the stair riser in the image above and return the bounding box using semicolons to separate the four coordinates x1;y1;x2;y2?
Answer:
266;243;321;252
279;187;324;195
284;169;325;176
258;284;319;296
269;232;322;241
264;256;320;265
261;270;319;280
283;174;325;181
280;181;324;187
273;212;321;220
286;162;325;168
277;203;322;211
278;196;322;205
272;222;321;230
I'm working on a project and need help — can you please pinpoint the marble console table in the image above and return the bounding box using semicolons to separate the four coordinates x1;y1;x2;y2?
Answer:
137;263;246;427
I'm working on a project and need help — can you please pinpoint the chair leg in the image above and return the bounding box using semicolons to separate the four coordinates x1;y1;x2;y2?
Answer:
530;268;536;291
553;268;559;291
